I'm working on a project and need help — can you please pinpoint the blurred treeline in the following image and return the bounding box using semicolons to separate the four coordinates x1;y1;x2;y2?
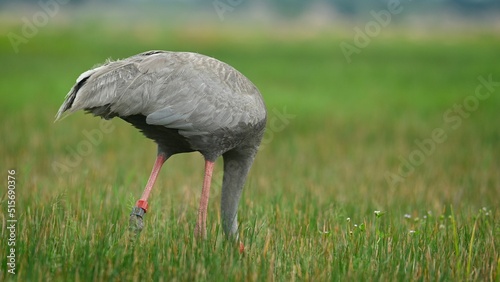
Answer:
1;0;499;19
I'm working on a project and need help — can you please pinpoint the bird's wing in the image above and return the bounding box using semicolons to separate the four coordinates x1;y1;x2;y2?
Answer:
56;51;264;136
146;52;268;137
56;52;169;120
144;57;258;136
145;81;251;136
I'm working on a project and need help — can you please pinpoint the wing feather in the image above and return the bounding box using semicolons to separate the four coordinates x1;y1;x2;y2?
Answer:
56;51;266;137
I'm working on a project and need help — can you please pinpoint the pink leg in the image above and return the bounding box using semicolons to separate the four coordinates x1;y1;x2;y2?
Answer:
195;160;215;238
135;153;167;213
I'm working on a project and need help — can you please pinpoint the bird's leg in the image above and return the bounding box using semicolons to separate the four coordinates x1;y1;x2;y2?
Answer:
194;160;215;239
129;153;167;236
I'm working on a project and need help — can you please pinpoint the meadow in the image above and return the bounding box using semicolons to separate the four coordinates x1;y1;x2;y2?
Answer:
1;21;499;281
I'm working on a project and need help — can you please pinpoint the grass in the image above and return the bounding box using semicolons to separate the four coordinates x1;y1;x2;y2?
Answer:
1;21;499;281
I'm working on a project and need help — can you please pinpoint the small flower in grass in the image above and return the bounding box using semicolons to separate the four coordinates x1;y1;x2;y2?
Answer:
439;224;445;230
404;214;411;219
409;230;416;235
481;207;490;216
346;217;351;223
374;210;385;218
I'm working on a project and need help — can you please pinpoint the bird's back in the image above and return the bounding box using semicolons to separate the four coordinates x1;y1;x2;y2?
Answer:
56;51;267;159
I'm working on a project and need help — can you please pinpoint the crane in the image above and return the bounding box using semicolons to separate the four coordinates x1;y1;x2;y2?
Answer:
56;50;267;240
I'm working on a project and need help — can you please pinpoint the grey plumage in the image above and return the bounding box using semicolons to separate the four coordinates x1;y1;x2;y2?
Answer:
56;50;267;237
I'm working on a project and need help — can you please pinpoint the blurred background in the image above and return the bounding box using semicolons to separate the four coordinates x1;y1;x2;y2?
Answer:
2;0;500;221
2;0;500;216
2;0;500;22
1;0;499;110
1;0;500;280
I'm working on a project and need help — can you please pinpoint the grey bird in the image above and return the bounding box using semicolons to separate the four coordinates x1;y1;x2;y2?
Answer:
55;50;267;241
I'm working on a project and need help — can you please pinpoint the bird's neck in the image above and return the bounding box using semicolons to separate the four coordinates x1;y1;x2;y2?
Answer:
220;147;258;236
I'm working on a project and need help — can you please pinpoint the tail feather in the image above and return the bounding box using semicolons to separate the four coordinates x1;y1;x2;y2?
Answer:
55;76;91;121
55;62;118;121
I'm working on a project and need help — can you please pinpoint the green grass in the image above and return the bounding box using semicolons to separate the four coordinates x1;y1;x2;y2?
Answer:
1;22;499;281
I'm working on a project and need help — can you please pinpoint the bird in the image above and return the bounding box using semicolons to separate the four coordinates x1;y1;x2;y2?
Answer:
55;50;267;240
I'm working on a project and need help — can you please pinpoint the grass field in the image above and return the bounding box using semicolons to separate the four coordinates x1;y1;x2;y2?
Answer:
1;21;499;281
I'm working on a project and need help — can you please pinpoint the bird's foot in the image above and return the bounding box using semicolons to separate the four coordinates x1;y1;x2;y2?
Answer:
128;207;145;240
239;241;245;254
